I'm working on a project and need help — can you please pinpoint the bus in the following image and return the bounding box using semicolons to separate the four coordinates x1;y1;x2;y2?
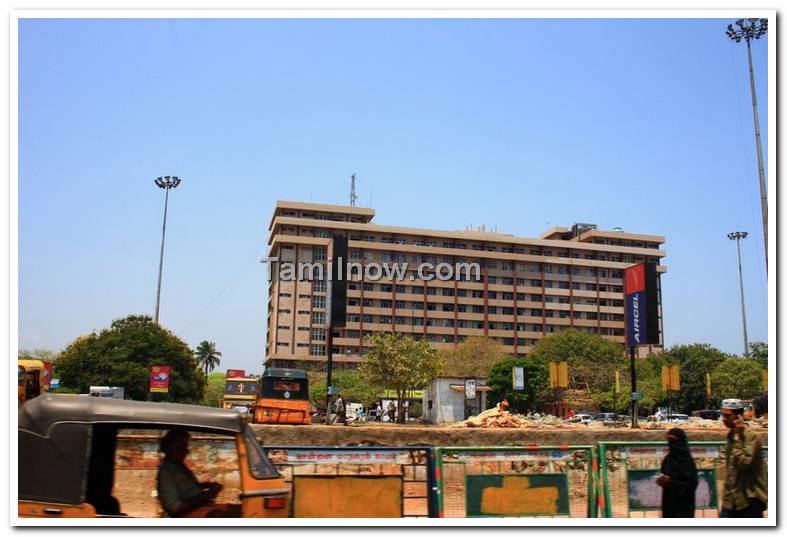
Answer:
252;368;310;425
222;377;259;417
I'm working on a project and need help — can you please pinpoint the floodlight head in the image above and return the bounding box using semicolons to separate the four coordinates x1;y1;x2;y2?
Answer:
155;176;182;189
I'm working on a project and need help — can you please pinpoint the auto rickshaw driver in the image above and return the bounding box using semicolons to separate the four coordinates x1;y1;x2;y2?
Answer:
157;429;240;517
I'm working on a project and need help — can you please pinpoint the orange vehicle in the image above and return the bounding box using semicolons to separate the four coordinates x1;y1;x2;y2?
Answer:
17;359;47;406
253;368;310;425
18;394;290;518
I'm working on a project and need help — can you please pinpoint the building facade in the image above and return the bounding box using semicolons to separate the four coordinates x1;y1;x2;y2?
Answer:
265;200;666;370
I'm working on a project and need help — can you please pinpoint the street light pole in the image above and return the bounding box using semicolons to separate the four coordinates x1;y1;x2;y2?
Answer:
726;18;769;273
728;231;749;357
154;176;182;324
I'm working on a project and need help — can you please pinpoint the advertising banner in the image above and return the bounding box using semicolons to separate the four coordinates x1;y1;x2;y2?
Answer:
150;365;171;393
624;263;661;347
226;369;246;378
465;379;476;399
512;367;525;390
42;362;53;388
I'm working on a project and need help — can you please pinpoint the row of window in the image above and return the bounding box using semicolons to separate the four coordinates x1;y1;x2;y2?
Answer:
281;325;628;354
338;314;624;327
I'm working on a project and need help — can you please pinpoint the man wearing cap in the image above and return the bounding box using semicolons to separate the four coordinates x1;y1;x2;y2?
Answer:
720;399;767;518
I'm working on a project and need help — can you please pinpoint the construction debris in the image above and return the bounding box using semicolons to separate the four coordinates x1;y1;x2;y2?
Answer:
449;408;766;431
449;404;524;428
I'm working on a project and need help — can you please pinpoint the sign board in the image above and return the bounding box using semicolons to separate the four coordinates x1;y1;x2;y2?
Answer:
454;450;572;462
631;391;643;401
293;476;402;518
661;365;680;391
624;263;661;346
628;469;717;510
379;389;424;399
512;367;525;390
549;361;568;389
465;379;476;400
286;449;413;464
50;378;60;390
42;362;53;388
325;236;348;328
226;369;246;378
466;474;570;517
149;365;171;393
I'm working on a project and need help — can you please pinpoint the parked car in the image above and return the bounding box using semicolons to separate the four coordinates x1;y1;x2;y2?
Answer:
594;413;619;422
19;394;291;518
691;409;721;420
566;413;593;425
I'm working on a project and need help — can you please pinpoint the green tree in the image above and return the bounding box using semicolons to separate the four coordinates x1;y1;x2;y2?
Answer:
202;372;226;407
55;315;204;402
748;342;768;369
486;356;548;413
712;357;765;400
633;354;669;414
441;337;508;379
19;348;57;362
194;341;222;376
658;344;730;412
359;332;443;423
310;369;383;410
528;329;625;395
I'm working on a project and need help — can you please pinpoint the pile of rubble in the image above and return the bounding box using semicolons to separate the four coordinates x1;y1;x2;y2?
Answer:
450;408;767;431
449;405;524;428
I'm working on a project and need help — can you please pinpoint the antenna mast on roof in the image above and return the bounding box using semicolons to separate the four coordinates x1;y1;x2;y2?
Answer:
350;173;358;207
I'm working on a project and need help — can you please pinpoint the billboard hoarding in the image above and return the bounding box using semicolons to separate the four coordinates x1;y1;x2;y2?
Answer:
150;365;171;393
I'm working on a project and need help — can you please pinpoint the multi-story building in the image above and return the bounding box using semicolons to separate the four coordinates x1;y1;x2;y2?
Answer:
265;200;666;370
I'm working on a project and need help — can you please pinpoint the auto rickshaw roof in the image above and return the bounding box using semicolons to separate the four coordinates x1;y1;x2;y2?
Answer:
19;393;245;436
261;367;307;379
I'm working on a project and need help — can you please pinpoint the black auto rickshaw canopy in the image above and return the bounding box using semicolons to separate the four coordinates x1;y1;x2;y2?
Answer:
258;368;308;400
19;394;246;506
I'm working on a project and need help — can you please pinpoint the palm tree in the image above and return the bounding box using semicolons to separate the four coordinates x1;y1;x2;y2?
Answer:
194;341;221;377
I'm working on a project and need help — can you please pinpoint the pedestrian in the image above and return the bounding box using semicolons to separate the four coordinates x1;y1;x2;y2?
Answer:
157;429;239;517
375;402;383;422
357;406;366;422
719;399;767;518
386;401;396;422
656;428;698;517
332;395;347;425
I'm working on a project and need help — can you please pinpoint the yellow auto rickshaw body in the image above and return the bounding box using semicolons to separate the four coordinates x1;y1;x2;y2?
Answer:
18;394;290;519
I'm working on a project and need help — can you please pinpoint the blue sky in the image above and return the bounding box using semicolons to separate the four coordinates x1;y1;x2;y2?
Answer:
18;17;769;373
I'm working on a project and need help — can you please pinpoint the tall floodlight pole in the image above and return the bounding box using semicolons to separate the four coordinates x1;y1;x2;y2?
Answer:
726;18;769;272
728;231;749;357
154;176;182;323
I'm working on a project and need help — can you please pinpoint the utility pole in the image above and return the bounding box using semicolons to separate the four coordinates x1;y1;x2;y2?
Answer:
726;18;769;272
153;176;181;323
728;231;750;356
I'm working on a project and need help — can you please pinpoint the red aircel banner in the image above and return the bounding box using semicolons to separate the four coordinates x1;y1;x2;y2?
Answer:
625;264;646;295
150;365;171;393
625;264;647;347
226;369;246;378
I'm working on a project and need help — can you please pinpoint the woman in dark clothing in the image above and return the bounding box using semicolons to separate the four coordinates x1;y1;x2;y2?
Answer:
657;428;699;517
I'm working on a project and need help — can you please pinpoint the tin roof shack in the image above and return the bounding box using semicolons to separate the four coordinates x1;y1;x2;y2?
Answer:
422;377;490;425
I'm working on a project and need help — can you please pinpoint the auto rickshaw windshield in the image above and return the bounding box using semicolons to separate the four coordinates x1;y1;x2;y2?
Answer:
242;425;279;479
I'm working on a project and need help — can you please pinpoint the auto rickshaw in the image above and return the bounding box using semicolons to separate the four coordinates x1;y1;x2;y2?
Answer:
18;394;290;518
